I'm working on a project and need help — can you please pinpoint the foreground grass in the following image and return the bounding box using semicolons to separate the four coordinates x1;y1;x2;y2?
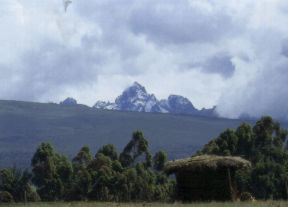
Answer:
1;201;287;207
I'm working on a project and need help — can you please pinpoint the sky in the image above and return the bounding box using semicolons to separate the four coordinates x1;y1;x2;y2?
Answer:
1;0;288;120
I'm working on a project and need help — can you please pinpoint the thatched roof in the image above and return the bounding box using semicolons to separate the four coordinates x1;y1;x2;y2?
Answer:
164;155;251;174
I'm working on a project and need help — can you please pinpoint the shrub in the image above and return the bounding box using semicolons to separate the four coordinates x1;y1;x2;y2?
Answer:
0;191;14;202
240;192;255;201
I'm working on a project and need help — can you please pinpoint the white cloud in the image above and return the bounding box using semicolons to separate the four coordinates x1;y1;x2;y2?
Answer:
0;0;288;119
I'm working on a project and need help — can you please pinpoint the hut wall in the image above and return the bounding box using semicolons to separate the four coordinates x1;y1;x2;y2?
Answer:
175;167;237;201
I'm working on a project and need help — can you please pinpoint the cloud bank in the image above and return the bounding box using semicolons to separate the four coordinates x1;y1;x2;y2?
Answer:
0;0;288;120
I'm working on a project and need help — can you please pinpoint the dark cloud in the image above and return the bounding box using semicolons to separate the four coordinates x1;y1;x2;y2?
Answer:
202;55;235;79
282;39;288;57
129;0;234;45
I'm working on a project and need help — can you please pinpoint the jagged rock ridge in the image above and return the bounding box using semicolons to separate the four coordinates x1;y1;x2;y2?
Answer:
93;82;217;117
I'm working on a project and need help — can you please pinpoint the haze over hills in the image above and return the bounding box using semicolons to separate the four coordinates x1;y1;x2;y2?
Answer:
93;82;217;117
0;99;244;169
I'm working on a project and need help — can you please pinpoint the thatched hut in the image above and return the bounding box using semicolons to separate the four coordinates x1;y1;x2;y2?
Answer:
164;155;251;202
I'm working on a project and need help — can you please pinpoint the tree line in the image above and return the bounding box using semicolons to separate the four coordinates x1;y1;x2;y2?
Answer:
0;116;288;202
0;130;175;202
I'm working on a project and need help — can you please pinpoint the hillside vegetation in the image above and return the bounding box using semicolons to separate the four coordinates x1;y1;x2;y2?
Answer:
0;100;244;168
0;115;288;203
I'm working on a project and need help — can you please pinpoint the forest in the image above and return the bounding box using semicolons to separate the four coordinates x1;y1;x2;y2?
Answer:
0;116;288;202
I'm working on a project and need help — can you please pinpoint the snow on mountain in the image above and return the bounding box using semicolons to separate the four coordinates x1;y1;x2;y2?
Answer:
114;82;158;112
167;95;198;115
94;101;117;110
93;82;217;117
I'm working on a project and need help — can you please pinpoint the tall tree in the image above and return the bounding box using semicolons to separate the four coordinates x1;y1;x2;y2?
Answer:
96;144;118;161
253;116;274;150
120;130;152;168
0;167;39;202
54;152;73;197
153;151;167;171
72;146;92;165
235;122;254;159
31;142;63;201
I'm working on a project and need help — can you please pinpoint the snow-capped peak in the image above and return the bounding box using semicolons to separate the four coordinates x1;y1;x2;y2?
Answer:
93;82;217;117
94;101;117;110
131;81;146;91
167;95;197;115
168;95;191;105
114;82;157;112
117;82;147;102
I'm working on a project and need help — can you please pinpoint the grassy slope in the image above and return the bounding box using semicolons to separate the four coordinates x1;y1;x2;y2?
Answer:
0;201;287;207
0;100;246;168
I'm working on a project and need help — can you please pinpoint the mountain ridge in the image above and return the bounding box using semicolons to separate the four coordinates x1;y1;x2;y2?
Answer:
93;82;217;117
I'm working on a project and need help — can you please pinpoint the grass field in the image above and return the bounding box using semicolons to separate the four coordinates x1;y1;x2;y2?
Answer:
0;201;286;207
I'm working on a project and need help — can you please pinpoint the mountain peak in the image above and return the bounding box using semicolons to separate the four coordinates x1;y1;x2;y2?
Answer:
117;82;148;102
167;95;197;115
93;82;217;117
60;97;77;105
168;95;193;106
115;82;151;111
126;82;147;93
132;81;143;88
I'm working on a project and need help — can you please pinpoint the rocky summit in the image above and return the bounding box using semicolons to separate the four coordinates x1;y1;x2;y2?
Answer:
93;82;217;117
60;97;78;106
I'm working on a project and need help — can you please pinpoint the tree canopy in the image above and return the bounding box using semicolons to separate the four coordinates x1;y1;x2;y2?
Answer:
0;130;174;202
197;116;288;200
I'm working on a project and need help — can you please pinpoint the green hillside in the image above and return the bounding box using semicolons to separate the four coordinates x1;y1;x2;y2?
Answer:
0;100;245;169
